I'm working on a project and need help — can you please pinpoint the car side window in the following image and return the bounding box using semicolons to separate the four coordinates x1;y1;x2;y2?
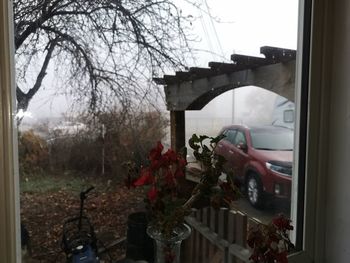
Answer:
233;130;246;146
223;129;237;144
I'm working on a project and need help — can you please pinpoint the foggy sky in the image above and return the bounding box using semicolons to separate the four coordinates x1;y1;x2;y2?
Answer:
21;0;298;123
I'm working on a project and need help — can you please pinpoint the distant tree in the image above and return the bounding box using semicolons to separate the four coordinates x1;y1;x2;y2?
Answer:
13;0;197;116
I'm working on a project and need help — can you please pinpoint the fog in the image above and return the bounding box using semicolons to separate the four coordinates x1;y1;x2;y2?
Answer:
20;0;298;129
186;86;279;139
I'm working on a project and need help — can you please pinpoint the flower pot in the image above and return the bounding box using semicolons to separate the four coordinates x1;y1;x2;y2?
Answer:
126;212;154;262
147;224;191;263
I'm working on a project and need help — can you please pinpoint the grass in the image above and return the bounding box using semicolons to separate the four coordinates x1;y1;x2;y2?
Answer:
19;171;120;194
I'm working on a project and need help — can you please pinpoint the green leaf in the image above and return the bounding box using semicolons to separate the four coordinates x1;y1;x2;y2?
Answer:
189;135;200;150
211;134;226;144
191;134;200;143
202;144;210;153
193;151;201;161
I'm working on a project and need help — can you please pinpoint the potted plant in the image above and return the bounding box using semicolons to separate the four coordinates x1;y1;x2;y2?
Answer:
127;134;294;263
127;134;238;263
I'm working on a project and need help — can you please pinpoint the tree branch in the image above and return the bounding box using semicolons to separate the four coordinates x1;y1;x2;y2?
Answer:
16;38;58;112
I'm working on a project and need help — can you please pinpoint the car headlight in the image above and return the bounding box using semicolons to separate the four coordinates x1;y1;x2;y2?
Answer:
266;161;292;176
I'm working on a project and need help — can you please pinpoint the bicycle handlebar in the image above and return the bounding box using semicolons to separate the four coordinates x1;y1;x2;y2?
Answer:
78;186;95;232
80;186;95;201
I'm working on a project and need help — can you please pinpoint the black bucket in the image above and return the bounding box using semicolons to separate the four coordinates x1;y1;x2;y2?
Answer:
125;212;154;262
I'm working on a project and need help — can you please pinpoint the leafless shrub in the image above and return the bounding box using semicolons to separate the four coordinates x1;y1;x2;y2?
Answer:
48;109;169;177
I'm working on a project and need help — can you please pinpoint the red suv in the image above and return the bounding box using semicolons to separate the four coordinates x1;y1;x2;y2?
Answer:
215;125;293;208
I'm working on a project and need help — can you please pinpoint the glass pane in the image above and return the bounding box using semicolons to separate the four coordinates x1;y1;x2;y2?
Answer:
233;130;246;145
186;87;295;220
12;0;301;262
224;129;237;144
284;109;295;123
250;127;294;150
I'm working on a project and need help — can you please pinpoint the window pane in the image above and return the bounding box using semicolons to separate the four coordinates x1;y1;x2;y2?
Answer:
224;129;237;144
284;109;295;123
11;0;302;262
250;127;294;150
233;130;246;145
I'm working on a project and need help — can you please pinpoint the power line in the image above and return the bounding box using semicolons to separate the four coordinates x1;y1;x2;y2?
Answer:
198;2;216;61
202;0;225;59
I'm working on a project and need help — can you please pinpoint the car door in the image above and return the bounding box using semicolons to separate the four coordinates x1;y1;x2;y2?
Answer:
215;129;237;172
227;129;249;178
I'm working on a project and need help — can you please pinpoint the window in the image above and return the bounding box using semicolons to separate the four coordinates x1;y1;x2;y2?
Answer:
233;130;246;146
250;128;294;150
0;0;332;262
223;129;237;144
284;109;295;123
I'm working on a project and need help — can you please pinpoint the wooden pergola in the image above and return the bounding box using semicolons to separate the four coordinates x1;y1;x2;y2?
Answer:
154;46;296;152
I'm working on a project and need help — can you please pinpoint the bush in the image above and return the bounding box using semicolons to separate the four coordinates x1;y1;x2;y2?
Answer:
48;110;169;178
49;132;101;173
18;130;49;176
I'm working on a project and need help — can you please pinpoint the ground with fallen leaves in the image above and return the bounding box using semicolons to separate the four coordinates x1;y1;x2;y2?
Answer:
20;175;145;262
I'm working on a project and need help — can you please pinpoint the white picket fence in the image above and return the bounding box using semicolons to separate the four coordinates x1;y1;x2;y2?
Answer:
182;207;258;263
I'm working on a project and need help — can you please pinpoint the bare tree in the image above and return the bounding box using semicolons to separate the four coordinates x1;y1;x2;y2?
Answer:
14;0;197;116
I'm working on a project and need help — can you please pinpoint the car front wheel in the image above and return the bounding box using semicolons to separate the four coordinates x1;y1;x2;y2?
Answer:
246;173;264;208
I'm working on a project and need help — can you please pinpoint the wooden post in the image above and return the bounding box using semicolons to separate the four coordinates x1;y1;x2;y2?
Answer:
209;207;219;260
218;208;228;239
170;110;185;153
228;210;237;263
219;208;229;263
195;209;203;263
201;208;211;263
182;209;197;262
235;211;248;263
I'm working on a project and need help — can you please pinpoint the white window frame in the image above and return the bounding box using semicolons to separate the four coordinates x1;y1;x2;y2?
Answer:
0;0;333;262
289;0;332;262
0;0;21;262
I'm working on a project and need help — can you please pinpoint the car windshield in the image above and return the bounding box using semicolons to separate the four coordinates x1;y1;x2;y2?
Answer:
250;128;293;151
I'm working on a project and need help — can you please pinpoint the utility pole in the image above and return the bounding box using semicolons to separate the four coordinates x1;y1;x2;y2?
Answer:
232;90;235;124
101;124;106;176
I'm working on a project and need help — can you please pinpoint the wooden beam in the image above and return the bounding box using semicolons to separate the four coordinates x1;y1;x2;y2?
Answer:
189;67;212;73
163;75;179;84
155;47;296;86
170;111;185;153
165;61;296;110
153;77;166;85
230;54;267;67
260;46;296;62
209;62;258;74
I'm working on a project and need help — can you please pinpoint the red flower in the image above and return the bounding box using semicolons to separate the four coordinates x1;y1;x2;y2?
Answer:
174;168;184;178
177;155;187;168
149;141;163;162
164;168;175;186
148;187;158;202
272;214;293;231
150;159;162;170
164;149;178;162
133;168;154;186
